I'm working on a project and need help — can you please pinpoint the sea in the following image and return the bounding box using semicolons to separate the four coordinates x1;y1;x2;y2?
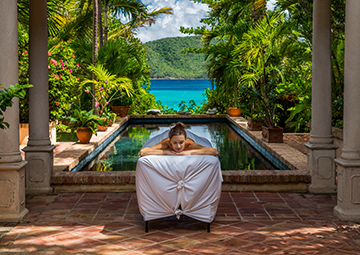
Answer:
147;79;213;110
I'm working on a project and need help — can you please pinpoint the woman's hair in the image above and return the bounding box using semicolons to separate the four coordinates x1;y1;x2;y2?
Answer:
169;122;186;139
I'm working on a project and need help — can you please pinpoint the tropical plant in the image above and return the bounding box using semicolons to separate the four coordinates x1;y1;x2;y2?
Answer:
102;109;117;124
80;63;133;116
67;109;107;135
0;83;32;129
178;100;205;114
232;14;288;128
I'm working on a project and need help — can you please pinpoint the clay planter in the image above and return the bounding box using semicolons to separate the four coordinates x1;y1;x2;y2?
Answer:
97;124;108;132
261;126;284;143
107;118;114;127
226;107;242;117
97;118;108;131
111;106;130;117
247;118;262;131
76;127;93;144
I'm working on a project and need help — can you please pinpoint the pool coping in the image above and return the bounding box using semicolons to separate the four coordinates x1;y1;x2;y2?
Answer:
51;114;310;192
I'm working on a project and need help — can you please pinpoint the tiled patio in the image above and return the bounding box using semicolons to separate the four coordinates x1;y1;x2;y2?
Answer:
1;191;360;254
4;115;359;254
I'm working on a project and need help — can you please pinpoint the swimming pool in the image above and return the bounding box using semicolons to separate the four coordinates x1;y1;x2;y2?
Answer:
73;118;289;172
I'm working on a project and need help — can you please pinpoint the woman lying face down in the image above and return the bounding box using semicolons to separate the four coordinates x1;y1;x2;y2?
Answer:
139;122;219;157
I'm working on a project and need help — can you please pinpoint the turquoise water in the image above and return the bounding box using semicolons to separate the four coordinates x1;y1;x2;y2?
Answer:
148;79;212;110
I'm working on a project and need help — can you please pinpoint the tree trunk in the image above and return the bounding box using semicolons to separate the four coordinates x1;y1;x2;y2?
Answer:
104;9;108;43
92;0;98;109
98;0;103;48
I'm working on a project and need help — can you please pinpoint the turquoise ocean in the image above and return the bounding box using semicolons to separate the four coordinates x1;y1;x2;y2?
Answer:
148;79;213;110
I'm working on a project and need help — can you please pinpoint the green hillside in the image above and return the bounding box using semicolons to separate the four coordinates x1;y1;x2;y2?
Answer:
145;36;207;79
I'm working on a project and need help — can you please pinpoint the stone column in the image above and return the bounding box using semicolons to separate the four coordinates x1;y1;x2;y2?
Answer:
0;0;29;221
23;0;55;194
334;0;360;222
305;0;338;193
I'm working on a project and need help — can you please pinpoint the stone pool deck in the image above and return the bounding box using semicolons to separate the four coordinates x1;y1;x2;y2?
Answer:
46;115;310;192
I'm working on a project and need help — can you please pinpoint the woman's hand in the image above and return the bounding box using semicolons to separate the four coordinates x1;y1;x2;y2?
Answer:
174;150;192;156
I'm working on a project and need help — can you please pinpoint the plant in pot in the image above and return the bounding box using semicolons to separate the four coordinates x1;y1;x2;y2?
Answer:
239;85;263;131
80;63;133;118
109;94;133;117
102;109;117;126
232;14;287;141
221;67;243;117
250;83;284;143
67;109;108;144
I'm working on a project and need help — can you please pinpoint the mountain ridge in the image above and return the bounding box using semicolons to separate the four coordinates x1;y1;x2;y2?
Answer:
145;36;208;79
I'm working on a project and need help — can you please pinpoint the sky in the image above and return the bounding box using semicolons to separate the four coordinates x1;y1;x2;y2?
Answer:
135;0;277;43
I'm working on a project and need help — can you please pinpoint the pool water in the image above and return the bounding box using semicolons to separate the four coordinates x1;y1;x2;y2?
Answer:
83;123;277;171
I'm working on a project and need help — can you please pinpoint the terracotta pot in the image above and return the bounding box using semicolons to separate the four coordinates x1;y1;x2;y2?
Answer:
107;119;114;127
226;107;242;117
261;126;284;143
111;106;130;117
97;124;108;132
76;127;93;144
247;118;262;131
97;118;108;131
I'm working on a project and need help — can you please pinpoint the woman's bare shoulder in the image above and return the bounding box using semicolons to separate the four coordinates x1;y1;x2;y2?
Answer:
157;138;170;148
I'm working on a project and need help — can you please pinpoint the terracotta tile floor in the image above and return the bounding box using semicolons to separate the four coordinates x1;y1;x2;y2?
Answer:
1;191;360;254
9;118;359;254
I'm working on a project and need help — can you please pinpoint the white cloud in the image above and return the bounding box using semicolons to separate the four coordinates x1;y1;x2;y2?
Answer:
267;0;276;11
135;0;209;43
135;0;276;43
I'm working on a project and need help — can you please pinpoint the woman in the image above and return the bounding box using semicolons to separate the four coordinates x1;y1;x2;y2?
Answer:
139;122;219;156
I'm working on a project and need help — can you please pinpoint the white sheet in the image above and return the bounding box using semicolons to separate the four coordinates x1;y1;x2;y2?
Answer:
136;128;222;223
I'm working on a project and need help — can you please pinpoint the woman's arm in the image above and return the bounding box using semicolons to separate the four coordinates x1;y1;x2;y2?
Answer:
139;139;174;156
175;141;219;156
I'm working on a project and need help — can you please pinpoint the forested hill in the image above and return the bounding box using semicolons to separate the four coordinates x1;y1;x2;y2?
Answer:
145;36;208;79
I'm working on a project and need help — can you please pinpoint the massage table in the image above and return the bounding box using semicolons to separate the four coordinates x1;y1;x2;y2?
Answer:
136;128;223;232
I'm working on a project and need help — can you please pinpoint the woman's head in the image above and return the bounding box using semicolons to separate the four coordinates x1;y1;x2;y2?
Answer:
169;122;186;152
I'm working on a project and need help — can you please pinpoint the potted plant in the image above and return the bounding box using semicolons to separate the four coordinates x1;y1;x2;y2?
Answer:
80;63;133;118
102;110;117;126
225;82;243;117
67;109;108;144
229;14;287;141
251;84;284;143
110;94;133;117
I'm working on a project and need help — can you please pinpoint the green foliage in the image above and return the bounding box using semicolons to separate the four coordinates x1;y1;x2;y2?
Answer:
67;109;108;135
201;88;227;114
97;37;151;87
178;100;205;114
48;41;82;121
80;63;133;116
18;40;82;122
129;87;162;114
0;84;32;129
145;36;207;78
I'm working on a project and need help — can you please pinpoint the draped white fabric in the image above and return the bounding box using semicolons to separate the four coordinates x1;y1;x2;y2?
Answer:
136;129;222;223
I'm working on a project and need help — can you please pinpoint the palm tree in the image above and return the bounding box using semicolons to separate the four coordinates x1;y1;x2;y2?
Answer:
92;0;99;109
101;0;146;43
101;0;173;44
